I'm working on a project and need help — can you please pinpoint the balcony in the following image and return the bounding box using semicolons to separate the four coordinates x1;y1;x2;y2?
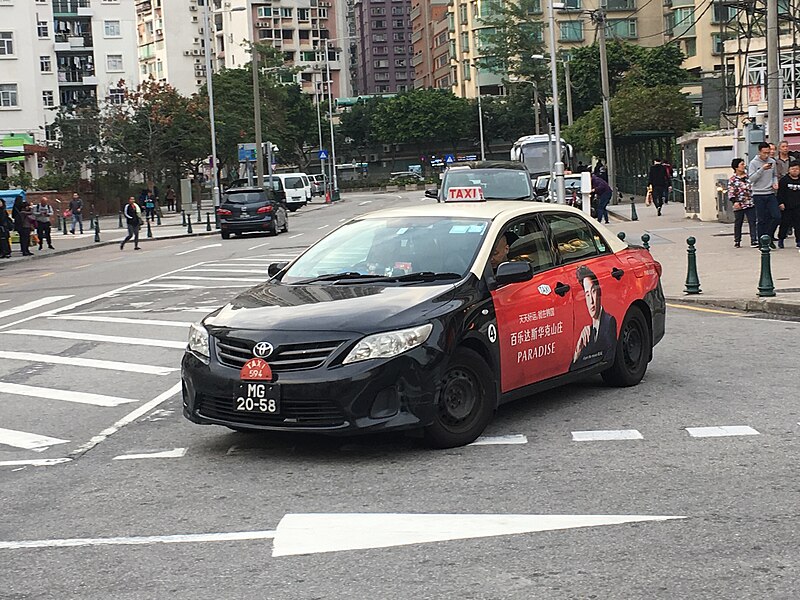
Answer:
58;69;97;85
54;32;94;50
53;0;92;17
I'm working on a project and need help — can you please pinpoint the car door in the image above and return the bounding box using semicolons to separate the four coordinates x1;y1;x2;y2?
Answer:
542;212;624;372
490;215;576;394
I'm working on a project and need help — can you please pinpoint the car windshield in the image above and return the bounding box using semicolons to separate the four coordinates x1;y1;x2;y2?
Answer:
284;176;304;189
443;169;531;200
281;216;490;283
223;192;267;204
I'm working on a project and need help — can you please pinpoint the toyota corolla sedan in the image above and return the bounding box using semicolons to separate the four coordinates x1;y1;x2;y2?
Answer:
182;199;665;448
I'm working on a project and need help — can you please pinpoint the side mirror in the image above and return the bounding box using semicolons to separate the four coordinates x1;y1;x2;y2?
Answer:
267;261;288;277
424;188;438;199
495;261;533;286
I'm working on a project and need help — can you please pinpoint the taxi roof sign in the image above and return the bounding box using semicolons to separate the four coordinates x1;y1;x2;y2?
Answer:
446;186;485;202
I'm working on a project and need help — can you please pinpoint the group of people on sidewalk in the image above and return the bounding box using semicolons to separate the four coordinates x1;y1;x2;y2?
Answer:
727;140;800;250
0;195;58;258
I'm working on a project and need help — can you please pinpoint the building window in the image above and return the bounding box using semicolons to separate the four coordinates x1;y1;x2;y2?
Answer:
257;7;272;17
104;20;121;37
393;32;405;41
372;33;387;42
459;4;467;23
258;29;273;40
318;8;328;18
434;31;448;47
393;45;405;54
0;32;14;56
605;0;635;9
42;90;55;107
373;20;386;28
38;21;49;38
672;7;696;37
606;18;637;39
435;54;449;68
280;7;293;18
396;71;407;79
559;20;583;41
711;3;734;24
375;72;390;81
460;31;469;51
373;46;388;55
40;55;52;72
373;59;389;68
395;58;406;67
108;88;125;104
462;61;471;80
392;5;405;15
107;54;123;71
0;83;18;107
371;7;385;15
684;37;696;57
392;19;406;28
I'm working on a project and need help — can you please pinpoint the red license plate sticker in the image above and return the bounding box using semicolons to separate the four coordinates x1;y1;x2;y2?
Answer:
240;357;273;381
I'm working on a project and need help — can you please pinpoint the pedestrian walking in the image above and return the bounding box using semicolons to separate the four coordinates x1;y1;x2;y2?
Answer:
12;197;33;256
662;160;674;203
0;198;12;258
727;158;757;248
775;140;792;180
120;196;142;250
32;196;55;250
593;159;608;183
748;142;781;247
776;159;800;250
144;191;156;223
592;173;612;224
165;185;177;212
69;192;84;234
647;158;671;216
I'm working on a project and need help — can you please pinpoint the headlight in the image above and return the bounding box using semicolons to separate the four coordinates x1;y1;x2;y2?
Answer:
187;323;209;358
343;324;433;364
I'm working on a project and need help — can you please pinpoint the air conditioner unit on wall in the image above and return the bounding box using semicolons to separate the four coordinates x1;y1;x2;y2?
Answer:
184;50;192;56
189;5;197;11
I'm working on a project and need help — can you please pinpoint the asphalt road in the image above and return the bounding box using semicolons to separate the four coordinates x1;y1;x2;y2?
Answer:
1;191;799;599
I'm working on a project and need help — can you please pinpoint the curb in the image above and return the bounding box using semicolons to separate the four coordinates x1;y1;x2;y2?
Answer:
666;295;800;318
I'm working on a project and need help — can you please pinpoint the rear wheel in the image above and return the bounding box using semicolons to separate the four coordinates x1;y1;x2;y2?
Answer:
221;231;230;240
423;347;495;448
601;305;651;387
281;211;289;232
268;219;278;236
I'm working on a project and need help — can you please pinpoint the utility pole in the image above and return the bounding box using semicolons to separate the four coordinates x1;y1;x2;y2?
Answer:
564;59;573;127
534;83;540;135
595;9;616;203
202;0;220;211
547;0;566;204
252;43;265;189
475;63;486;161
766;0;781;143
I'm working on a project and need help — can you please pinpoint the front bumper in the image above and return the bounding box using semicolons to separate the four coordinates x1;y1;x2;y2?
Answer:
181;343;444;435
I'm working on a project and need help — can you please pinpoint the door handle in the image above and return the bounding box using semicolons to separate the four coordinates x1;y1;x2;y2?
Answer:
554;282;570;297
611;267;624;280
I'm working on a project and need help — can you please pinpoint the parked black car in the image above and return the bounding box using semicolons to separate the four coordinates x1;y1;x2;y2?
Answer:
216;187;289;240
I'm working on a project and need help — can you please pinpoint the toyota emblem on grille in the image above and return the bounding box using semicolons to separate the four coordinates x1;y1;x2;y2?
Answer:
253;341;274;358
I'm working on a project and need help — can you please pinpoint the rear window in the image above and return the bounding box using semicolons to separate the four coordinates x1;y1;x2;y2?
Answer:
223;192;267;204
284;177;304;189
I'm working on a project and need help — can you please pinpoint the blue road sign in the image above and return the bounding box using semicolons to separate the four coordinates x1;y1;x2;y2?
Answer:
444;154;455;164
318;150;329;160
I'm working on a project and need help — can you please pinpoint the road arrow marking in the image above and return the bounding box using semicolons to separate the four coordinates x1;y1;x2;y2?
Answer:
270;513;686;557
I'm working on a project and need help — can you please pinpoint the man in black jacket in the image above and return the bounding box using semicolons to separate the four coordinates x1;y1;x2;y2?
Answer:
777;159;800;249
120;196;142;250
648;158;671;216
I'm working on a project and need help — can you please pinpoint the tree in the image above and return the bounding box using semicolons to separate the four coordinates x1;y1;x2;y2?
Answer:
469;86;537;151
47;101;103;189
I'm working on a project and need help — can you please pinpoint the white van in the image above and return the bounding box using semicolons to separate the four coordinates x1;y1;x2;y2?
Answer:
272;173;309;212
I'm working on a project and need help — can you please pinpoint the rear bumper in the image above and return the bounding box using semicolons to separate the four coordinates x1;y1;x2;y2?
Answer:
220;216;273;233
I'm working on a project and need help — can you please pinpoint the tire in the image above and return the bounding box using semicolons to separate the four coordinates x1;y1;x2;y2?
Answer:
288;207;298;213
281;211;289;233
601;305;651;387
423;347;495;448
268;219;278;236
221;231;230;240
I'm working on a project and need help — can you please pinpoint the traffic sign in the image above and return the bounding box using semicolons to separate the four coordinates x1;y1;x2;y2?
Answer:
444;154;455;164
318;150;329;160
238;143;257;162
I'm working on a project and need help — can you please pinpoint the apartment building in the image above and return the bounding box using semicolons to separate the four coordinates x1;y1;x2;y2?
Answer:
0;0;139;178
352;0;414;94
410;0;448;89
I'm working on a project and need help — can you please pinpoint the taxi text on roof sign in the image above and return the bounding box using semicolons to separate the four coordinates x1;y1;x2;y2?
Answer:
446;186;485;202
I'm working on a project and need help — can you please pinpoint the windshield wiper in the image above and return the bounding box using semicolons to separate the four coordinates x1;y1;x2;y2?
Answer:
367;271;463;283
295;272;380;284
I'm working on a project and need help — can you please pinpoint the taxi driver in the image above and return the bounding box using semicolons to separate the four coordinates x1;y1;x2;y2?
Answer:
490;231;519;272
571;265;617;368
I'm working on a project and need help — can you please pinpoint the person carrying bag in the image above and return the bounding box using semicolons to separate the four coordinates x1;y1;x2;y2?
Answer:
120;196;142;251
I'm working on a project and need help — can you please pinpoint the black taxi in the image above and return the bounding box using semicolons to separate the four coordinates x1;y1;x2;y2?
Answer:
182;199;665;448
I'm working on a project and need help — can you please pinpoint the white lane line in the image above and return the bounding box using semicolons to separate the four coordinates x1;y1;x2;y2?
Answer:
248;242;272;251
0;458;72;468
0;529;277;550
339;219;347;222
317;225;329;230
69;382;183;458
358;200;372;206
0;261;209;332
0;428;69;450
49;315;192;328
0;350;177;376
685;426;760;438
289;234;304;238
138;283;251;290
571;429;644;441
0;296;73;321
185;268;267;274
0;300;9;305
113;448;187;461
469;434;528;446
3;329;186;349
164;275;265;283
176;244;222;256
0;382;138;407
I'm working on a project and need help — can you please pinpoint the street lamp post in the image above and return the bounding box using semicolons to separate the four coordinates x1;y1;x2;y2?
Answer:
472;62;486;161
546;1;566;205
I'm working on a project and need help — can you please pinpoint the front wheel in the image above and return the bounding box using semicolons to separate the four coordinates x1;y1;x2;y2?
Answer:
423;347;495;448
281;211;289;233
601;305;651;387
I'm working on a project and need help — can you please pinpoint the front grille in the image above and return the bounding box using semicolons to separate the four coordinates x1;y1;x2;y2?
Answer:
197;393;347;428
215;337;345;372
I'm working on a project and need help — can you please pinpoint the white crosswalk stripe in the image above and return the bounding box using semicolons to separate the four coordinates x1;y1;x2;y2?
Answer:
0;296;73;320
0;350;177;375
685;426;760;438
2;329;186;349
49;315;192;328
571;430;644;441
0;382;138;407
0;427;69;450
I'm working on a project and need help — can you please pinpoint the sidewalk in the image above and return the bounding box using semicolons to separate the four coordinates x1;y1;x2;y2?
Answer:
607;200;800;317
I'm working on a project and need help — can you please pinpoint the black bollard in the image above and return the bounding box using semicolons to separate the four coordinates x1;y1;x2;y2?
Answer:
617;231;626;242
757;234;776;297
630;195;638;222
56;214;62;231
181;211;186;226
62;215;68;235
197;205;201;223
118;211;123;228
146;220;153;238
641;233;650;251
187;214;193;234
93;219;100;243
215;212;220;230
205;212;211;232
684;236;701;294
